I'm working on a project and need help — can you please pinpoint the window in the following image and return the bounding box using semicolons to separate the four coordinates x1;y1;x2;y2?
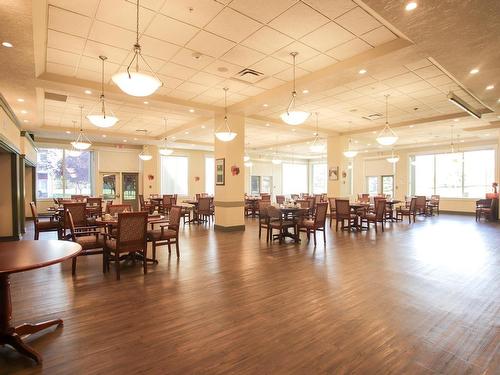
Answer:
282;163;307;196
367;176;378;196
250;176;260;195
249;176;272;195
161;156;188;195
36;148;93;199
205;157;214;195
382;175;394;197
312;163;327;194
412;149;494;198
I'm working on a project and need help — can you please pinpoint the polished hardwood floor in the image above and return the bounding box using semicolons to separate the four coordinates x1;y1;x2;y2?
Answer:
1;214;499;374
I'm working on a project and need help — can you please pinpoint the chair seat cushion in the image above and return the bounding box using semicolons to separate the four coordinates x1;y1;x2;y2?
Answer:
105;238;117;251
270;220;295;228
147;228;177;241
300;219;315;229
364;213;376;220
76;235;104;250
37;220;59;230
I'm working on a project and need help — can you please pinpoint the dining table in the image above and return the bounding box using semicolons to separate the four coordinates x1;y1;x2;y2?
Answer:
245;197;261;217
0;240;82;364
273;206;308;243
182;200;203;224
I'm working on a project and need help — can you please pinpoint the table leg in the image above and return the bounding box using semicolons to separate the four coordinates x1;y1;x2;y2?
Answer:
0;274;63;364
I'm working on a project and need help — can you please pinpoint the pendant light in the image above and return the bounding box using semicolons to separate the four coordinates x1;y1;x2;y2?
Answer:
214;87;237;142
376;94;398;146
87;56;119;128
159;117;173;156
139;145;153;161
272;142;282;165
244;161;253;168
309;112;326;153
450;125;463;164
111;0;162;97
343;121;358;158
386;149;400;163
280;52;310;126
67;120;82;157
71;106;92;150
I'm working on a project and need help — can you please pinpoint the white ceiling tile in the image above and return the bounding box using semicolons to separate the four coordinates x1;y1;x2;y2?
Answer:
168;90;198;100
186;31;236;58
254;77;286;89
205;7;261;43
274;41;321;63
83;41;129;65
192;94;218;105
229;0;297;23
361;26;397;46
79;56;120;75
238;85;266;96
221;45;266;67
268;2;329;39
46;62;75;77
76;68;101;82
170;48;214;70
426;75;453;87
95;0;155;32
159;62;197;80
302;0;357;20
176;81;210;94
382;72;421;88
326;38;371;60
189;72;225;86
155;74;183;90
274;66;309;80
139;35;181;61
301;22;355;52
251;56;290;76
88;20;137;50
144;14;199;45
240;26;293;55
370;66;409;81
48;0;100;17
413;65;444;80
121;51;165;72
160;0;224;28
334;7;381;36
203;60;245;78
397;81;433;94
404;59;432;71
46;48;80;67
298;54;337;71
47;30;86;54
48;6;92;38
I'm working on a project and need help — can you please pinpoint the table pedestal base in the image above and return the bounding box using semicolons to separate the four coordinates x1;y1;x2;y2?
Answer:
0;275;63;364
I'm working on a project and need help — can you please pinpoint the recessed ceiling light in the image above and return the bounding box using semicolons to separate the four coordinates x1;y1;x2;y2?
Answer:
102;134;107;138
133;137;138;141
201;125;206;129
263;104;268;107
302;89;309;94
372;131;377;134
359;69;367;74
460;140;465;143
409;125;415;128
485;133;490;136
454;119;460;122
84;90;92;95
367;143;371;146
123;139;127;142
65;130;71;134
189;109;195;113
23;119;29;123
2;42;13;48
354;140;359;144
470;68;479;74
185;131;189;134
143;101;149;104
486;85;494;90
20;110;27;114
17;98;24;102
405;2;417;11
172;136;176;139
265;123;270;127
291;128;296;132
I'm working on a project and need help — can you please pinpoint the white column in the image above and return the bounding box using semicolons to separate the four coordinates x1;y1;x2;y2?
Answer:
327;135;350;198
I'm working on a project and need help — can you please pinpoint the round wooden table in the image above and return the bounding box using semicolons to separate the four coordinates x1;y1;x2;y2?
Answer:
0;240;82;364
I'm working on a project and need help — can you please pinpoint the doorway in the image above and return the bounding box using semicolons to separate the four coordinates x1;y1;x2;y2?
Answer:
122;173;139;211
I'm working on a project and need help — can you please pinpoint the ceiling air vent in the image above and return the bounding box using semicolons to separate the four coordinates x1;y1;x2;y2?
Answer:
232;68;265;84
44;92;68;102
362;113;383;121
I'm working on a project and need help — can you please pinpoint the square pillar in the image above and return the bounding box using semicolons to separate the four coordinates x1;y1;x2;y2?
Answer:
214;113;245;231
327;135;351;198
142;145;160;197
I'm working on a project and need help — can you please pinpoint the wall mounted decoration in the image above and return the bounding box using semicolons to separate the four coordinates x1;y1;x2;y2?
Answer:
216;158;225;185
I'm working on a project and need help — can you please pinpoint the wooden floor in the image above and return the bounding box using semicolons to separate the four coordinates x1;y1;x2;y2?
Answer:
1;214;499;374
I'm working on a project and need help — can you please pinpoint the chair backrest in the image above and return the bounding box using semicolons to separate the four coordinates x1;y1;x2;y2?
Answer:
71;195;88;202
195;193;201;201
30;202;39;220
162;195;172;208
109;204;132;215
105;200;113;213
476;198;492;208
291;194;299;200
63;202;87;228
314;202;328;226
409;197;417;211
198;197;211;212
374;199;386;220
139;194;145;206
87;197;102;207
65;209;77;241
168;206;182;230
258;200;271;218
276;195;285;204
261;194;271;202
116;212;148;252
335;199;350;218
328;197;336;213
415;196;426;209
267;206;282;220
431;195;440;204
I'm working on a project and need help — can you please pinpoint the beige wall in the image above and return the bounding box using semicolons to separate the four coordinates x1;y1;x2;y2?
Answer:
25;166;34;218
244;160;283;196
0;107;21;151
0;153;13;236
21;136;37;165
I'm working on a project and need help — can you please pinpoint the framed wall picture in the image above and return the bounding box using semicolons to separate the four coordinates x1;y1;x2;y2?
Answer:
329;166;339;181
215;158;225;185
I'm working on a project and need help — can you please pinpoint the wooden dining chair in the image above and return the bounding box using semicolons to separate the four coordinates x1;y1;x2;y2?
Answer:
328;197;337;228
361;199;386;232
104;211;148;280
65;210;105;275
30;202;60;240
86;197;103;218
197;197;214;224
63;202;97;237
139;194;153;213
148;206;182;260
335;199;358;232
475;199;492;222
276;195;285;205
108;204;132;215
298;202;328;245
267;206;296;244
291;194;299;200
258;200;272;242
428;195;440;215
415;196;428;216
396;197;417;223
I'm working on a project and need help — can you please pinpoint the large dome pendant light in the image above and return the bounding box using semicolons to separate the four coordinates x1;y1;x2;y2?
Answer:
386;149;400;164
137;129;153;161
159;117;173;156
71;105;92;150
343;122;358;158
67;120;82;157
111;0;163;97
214;87;237;142
280;52;310;126
87;56;119;128
376;94;398;146
310;112;326;153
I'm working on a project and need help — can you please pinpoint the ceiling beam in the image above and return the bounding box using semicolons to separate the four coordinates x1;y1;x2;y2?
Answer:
155;117;213;139
251;137;317;152
463;120;500;132
247;115;338;137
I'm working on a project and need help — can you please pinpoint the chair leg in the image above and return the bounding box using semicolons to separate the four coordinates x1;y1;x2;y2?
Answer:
115;252;120;280
72;257;77;276
323;229;326;244
34;230;39;240
313;230;317;246
259;224;262;239
175;238;180;258
143;249;147;275
167;242;171;254
381;220;384;232
335;220;339;232
152;242;157;261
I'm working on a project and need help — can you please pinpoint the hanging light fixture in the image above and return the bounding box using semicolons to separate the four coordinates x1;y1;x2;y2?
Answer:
67;120;82;157
449;125;463;164
271;142;282;165
310;112;326;153
376;95;398;146
71;106;92;150
87;56;119;127
111;0;162;97
244;154;250;162
386;149;400;163
343;121;358;158
214;87;237;142
139;145;153;161
244;161;253;168
159;117;173;156
280;52;310;125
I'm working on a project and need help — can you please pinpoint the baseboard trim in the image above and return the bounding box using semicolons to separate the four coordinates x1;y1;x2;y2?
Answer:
0;235;22;242
440;210;475;216
214;224;245;232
